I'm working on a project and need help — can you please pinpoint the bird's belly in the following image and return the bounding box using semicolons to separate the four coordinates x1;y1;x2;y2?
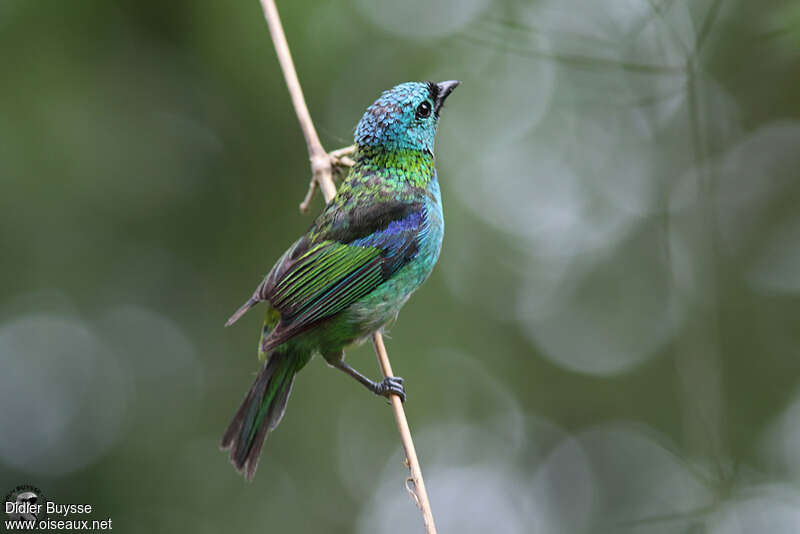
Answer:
346;260;430;335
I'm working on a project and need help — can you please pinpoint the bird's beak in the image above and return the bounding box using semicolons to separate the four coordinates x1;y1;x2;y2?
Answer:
434;80;460;114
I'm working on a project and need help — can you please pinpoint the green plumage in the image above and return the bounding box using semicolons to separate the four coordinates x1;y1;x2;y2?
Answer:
221;80;459;480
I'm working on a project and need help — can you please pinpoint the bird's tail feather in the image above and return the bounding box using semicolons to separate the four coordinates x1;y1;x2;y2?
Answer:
225;296;260;327
220;352;298;480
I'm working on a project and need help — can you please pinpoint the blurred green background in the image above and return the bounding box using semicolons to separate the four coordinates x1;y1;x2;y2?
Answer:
2;0;800;532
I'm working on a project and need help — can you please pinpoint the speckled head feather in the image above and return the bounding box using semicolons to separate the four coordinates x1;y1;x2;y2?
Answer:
354;80;459;153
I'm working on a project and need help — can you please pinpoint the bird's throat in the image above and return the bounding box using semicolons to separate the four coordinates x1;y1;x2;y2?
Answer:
353;145;435;189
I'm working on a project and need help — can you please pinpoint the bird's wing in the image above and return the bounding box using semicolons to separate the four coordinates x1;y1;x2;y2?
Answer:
259;201;426;350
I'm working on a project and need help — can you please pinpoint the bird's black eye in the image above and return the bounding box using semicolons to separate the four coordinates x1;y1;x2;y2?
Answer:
416;101;432;119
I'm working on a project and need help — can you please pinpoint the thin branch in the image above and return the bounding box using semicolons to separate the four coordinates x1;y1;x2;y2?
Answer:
459;30;686;74
694;0;723;59
258;0;336;208
257;1;438;532
372;333;437;533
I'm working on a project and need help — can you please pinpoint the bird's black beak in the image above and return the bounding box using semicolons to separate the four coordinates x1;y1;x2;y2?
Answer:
434;80;460;114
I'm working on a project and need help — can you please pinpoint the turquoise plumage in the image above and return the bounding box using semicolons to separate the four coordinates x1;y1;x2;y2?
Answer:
221;80;459;480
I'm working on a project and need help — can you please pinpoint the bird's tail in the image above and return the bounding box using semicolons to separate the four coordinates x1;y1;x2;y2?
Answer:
220;352;300;480
225;296;259;327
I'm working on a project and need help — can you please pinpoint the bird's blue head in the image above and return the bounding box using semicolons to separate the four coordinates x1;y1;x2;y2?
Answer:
354;80;460;153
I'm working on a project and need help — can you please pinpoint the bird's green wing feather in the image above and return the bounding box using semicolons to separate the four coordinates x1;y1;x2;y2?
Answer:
257;203;424;351
259;241;383;351
271;241;383;320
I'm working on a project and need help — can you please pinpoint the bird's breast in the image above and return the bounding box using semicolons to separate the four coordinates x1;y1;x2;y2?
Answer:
344;178;443;333
419;174;444;266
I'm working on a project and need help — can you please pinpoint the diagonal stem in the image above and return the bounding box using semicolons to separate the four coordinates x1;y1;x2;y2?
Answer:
372;332;437;533
258;0;337;209
257;1;437;532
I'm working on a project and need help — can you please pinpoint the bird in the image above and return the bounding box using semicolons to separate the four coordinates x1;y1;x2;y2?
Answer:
221;80;460;480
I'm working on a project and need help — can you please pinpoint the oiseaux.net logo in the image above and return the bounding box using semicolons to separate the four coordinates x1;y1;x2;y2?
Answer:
4;485;112;531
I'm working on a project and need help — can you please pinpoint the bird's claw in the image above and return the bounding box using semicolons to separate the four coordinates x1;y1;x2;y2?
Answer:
376;376;406;403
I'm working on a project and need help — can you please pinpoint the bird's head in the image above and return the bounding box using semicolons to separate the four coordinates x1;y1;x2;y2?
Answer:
354;80;460;153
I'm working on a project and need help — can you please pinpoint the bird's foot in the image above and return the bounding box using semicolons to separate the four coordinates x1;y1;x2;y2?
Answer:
329;145;356;168
374;376;406;403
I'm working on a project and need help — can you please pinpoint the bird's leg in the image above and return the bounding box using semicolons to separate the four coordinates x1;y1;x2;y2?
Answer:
326;354;406;402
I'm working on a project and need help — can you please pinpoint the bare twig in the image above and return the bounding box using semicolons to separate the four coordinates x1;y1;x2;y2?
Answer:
257;1;438;532
258;0;336;208
373;332;437;533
